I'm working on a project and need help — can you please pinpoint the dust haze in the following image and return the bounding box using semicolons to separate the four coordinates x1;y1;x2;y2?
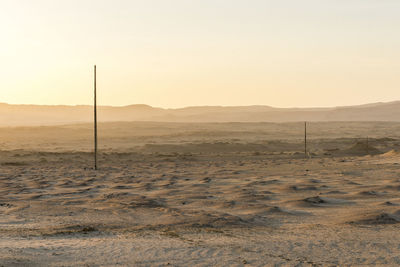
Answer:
3;101;400;126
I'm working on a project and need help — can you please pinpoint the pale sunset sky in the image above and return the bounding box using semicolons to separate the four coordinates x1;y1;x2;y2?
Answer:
1;0;399;108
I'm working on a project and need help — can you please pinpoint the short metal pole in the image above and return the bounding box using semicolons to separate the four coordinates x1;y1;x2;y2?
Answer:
304;121;307;158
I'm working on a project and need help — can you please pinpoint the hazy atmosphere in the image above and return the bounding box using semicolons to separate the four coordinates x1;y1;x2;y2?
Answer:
1;0;400;108
3;1;400;266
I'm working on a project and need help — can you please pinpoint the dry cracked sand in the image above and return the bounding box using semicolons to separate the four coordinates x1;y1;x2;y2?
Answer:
1;122;400;266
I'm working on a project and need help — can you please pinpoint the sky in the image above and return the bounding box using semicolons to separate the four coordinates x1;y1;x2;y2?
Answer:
1;0;399;108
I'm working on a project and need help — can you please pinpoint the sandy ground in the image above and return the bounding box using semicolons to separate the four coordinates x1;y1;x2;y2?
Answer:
1;122;400;266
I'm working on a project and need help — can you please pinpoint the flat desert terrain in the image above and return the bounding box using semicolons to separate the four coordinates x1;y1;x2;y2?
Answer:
1;122;400;266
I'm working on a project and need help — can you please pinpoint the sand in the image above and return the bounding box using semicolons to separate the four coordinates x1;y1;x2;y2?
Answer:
1;121;400;266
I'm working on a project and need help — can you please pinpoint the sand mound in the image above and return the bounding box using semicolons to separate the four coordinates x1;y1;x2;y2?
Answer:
380;150;400;157
341;141;381;156
357;190;387;197
301;196;354;206
383;201;400;206
353;210;400;225
286;185;319;191
267;206;311;216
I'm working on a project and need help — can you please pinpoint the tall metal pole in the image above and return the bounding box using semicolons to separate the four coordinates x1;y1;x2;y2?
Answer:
94;65;98;170
304;121;307;158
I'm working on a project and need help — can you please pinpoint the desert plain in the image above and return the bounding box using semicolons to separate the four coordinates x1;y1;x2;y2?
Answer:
1;121;400;266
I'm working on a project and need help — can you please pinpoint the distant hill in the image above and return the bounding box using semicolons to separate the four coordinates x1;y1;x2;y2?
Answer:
1;101;400;126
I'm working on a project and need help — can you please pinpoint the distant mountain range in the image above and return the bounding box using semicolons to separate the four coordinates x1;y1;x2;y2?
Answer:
1;101;400;126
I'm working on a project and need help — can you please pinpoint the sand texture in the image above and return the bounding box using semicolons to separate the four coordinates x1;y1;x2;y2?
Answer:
1;122;400;266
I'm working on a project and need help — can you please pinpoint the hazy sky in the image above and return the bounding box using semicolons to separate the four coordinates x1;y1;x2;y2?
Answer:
1;0;399;108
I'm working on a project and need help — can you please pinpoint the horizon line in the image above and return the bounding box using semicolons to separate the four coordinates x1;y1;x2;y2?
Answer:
0;100;399;110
